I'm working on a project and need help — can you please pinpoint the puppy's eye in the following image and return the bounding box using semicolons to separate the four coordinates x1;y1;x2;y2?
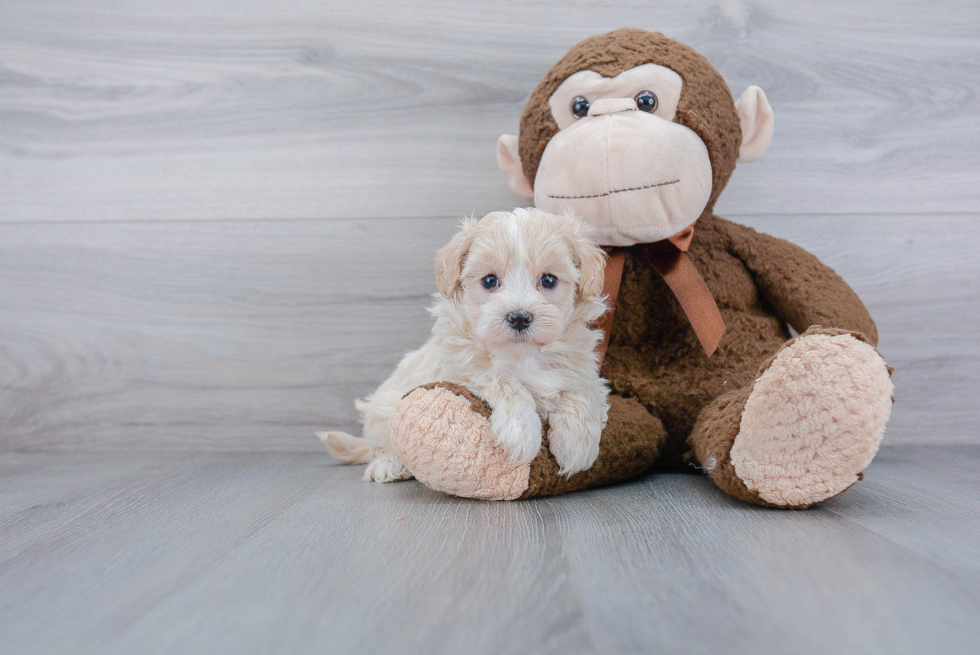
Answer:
635;90;658;113
570;96;590;119
540;274;557;289
481;274;499;290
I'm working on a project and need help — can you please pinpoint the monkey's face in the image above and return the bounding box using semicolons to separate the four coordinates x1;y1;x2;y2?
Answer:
533;64;712;247
498;30;774;248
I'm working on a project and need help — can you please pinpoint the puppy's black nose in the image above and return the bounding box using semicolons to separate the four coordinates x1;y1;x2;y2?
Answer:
507;310;533;332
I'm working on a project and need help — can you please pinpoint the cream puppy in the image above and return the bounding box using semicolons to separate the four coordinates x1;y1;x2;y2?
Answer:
319;208;610;483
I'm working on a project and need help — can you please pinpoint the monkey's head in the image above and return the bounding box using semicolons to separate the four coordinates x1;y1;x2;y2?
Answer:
498;29;774;247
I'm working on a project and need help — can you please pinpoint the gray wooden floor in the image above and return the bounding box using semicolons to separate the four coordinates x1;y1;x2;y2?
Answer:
1;445;978;655
2;1;980;653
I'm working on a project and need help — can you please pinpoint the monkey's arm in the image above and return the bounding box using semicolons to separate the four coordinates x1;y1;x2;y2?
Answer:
718;216;879;346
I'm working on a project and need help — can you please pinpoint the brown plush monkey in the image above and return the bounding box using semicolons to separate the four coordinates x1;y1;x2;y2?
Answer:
388;29;893;508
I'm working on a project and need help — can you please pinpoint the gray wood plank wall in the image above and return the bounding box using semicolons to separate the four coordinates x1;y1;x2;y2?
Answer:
2;0;978;451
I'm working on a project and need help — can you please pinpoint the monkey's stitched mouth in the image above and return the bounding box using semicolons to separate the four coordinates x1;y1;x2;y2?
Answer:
548;179;680;200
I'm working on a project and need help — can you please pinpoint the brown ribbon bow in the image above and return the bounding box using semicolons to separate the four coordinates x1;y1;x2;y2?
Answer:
594;224;726;367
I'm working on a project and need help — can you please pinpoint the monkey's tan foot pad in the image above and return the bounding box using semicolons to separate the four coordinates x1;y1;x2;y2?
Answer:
389;382;531;500
730;330;894;507
390;383;666;500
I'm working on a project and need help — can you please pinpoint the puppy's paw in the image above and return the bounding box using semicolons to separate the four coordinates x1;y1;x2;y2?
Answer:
548;411;602;477
364;450;414;483
489;405;543;465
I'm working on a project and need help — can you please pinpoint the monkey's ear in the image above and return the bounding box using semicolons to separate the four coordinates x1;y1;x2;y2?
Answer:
434;220;476;299
497;135;535;198
735;86;774;163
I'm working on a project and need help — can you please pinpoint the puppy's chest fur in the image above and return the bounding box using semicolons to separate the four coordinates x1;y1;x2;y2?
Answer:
487;349;580;404
430;333;596;417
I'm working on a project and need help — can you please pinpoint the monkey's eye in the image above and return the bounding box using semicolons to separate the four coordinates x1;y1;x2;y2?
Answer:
570;96;591;119
540;274;557;289
481;274;499;290
635;90;658;113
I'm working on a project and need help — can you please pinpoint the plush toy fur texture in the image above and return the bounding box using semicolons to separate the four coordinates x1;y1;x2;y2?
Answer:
730;331;893;506
390;383;665;500
387;29;893;507
519;29;741;218
391;383;531;500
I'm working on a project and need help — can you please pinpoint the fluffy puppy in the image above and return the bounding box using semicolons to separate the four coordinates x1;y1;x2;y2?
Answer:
319;208;610;482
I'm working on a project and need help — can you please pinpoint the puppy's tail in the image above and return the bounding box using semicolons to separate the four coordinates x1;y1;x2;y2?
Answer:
317;431;373;464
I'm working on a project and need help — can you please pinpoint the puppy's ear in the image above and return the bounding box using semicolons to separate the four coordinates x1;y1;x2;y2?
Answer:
435;219;477;298
564;215;607;302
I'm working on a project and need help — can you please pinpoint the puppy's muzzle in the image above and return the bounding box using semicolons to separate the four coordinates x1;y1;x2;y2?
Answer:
506;310;533;332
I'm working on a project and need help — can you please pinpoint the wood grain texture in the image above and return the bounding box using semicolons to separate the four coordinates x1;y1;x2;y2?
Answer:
1;0;979;222
0;216;455;451
1;214;977;451
1;445;977;655
0;2;977;449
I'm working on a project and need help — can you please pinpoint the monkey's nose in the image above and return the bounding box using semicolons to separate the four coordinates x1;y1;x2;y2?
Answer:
588;97;638;116
507;310;533;332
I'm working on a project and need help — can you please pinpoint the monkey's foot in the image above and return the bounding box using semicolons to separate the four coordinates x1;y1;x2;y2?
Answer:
389;383;665;500
730;328;894;507
389;383;531;500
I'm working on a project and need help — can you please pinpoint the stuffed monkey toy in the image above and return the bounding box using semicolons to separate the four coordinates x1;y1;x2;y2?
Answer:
387;29;893;508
